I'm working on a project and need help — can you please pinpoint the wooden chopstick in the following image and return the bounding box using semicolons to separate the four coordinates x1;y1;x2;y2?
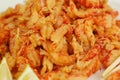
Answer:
102;64;120;79
102;57;120;79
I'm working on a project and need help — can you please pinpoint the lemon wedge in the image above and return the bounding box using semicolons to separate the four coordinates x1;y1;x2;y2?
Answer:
0;57;12;80
18;65;39;80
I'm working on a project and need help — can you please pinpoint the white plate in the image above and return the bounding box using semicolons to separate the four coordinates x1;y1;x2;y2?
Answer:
0;0;120;80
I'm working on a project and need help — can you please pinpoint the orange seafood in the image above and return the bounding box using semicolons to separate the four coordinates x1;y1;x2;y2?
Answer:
71;43;102;77
43;42;102;80
116;20;120;27
106;70;120;80
0;0;120;79
102;50;120;67
48;37;76;66
68;0;102;18
0;30;9;45
0;28;10;58
78;0;103;8
99;25;120;68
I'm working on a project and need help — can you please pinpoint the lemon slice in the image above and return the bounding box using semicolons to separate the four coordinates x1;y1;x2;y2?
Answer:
18;65;39;80
0;57;12;80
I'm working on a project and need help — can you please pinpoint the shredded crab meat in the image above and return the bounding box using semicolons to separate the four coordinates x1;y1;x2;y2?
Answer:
106;70;120;80
0;0;120;79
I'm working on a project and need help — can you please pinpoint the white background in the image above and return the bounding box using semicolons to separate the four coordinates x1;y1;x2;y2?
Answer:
0;0;120;80
0;0;24;12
